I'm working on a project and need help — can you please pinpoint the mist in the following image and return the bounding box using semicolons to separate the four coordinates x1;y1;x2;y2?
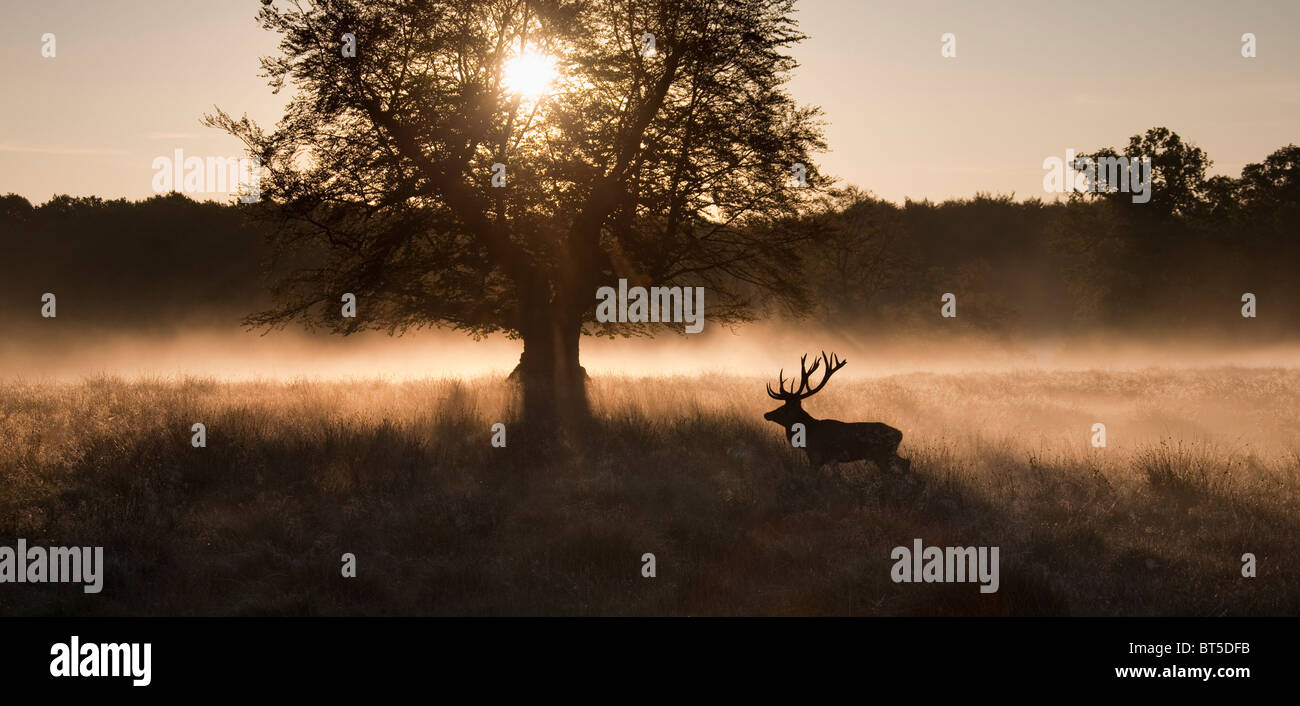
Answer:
5;323;1298;382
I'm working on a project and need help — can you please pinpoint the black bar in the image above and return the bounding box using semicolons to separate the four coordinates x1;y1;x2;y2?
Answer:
0;617;1287;693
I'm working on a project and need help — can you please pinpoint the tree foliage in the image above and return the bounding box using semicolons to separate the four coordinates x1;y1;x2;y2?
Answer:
205;0;828;354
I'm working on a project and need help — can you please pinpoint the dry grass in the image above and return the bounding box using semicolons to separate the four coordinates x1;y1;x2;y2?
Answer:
1;368;1297;615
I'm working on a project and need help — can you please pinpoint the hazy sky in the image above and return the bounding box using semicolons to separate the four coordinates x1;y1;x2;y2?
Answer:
1;0;1296;205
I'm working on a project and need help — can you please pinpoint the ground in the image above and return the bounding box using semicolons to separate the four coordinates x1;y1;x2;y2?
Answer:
0;368;1296;615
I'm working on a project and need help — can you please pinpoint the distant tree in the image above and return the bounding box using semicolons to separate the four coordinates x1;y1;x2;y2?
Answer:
206;0;827;422
1237;144;1300;231
1066;128;1212;324
1198;174;1241;227
1229;145;1300;324
803;189;910;321
1079;127;1210;220
1045;197;1140;326
0;194;33;222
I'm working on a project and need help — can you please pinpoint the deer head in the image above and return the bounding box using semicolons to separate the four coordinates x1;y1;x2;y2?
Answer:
763;351;847;429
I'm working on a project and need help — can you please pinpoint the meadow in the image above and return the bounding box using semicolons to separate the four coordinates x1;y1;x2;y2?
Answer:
0;367;1296;616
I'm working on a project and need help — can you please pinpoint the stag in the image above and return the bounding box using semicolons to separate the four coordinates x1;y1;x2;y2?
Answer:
764;352;910;474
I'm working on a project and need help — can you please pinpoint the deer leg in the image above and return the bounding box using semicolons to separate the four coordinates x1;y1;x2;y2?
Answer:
806;450;823;471
821;463;839;493
895;455;911;473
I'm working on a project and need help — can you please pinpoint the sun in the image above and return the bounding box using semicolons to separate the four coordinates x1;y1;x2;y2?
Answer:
503;53;558;100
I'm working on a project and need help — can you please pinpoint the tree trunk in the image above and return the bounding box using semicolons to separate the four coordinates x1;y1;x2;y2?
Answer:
509;302;590;426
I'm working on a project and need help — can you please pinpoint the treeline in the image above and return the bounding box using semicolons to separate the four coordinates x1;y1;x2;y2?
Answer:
0;192;266;332
802;128;1300;338
0;127;1296;339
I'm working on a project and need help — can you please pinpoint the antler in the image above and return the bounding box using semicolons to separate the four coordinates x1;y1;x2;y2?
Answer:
767;351;847;400
765;369;788;399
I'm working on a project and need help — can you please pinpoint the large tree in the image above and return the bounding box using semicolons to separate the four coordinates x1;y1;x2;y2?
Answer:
207;0;826;421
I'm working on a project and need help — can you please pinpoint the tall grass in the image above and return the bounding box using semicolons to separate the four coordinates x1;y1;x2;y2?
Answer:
0;368;1296;615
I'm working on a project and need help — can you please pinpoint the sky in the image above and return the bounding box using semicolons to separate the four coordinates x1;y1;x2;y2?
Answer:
0;0;1296;205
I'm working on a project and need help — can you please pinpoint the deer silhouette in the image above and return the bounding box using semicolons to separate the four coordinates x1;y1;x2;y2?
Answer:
764;352;910;474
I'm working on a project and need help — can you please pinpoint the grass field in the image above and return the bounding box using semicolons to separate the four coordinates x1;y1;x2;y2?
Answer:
1;368;1297;616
